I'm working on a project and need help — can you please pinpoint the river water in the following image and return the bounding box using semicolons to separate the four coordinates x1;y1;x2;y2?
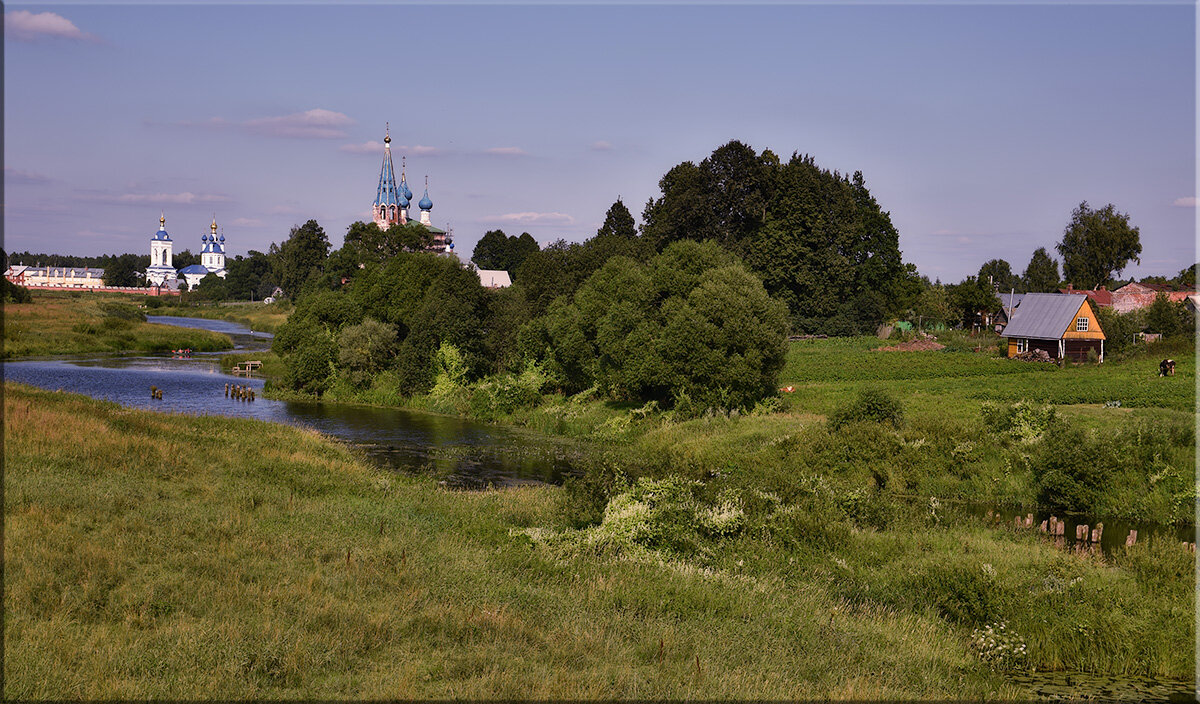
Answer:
3;315;580;488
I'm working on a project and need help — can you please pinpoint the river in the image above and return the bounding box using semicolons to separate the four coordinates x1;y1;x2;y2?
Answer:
3;315;581;489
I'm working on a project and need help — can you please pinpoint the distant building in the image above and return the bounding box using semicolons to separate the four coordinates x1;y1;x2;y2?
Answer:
371;124;453;255
1107;282;1194;314
4;265;104;288
178;217;228;290
475;268;512;289
1001;293;1106;362
146;213;177;286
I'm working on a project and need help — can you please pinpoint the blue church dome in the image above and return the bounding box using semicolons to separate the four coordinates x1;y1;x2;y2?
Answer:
401;179;413;202
418;190;433;211
152;214;171;241
399;194;410;208
179;264;209;275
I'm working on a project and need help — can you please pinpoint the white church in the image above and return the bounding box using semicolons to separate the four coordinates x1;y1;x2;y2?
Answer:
145;213;227;290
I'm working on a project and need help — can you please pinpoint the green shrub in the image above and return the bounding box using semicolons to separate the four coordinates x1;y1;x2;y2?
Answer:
981;400;1056;443
1031;420;1105;514
829;388;904;430
143;297;163;309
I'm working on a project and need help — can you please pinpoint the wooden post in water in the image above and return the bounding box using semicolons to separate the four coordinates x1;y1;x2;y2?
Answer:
1025;513;1033;528
1091;523;1103;542
1076;524;1089;541
1039;520;1048;533
1125;529;1137;547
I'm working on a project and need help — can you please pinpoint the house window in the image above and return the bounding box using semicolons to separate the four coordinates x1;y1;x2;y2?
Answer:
1016;339;1028;353
1076;317;1088;332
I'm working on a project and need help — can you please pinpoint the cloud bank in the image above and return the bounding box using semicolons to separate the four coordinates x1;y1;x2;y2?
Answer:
481;211;574;225
5;11;95;42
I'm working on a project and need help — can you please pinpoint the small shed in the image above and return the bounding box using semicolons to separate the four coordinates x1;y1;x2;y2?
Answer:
1001;293;1106;362
476;269;512;289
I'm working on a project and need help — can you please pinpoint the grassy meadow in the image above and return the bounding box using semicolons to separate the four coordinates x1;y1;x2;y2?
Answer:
3;291;234;358
5;382;1193;699
149;299;293;333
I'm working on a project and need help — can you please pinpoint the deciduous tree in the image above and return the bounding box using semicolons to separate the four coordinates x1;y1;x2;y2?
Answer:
1057;201;1141;290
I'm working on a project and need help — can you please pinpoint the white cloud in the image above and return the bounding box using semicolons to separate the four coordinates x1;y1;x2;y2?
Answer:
230;217;264;227
484;147;527;157
243;109;354;139
81;191;232;205
340;141;386;154
342;141;443;156
5;11;95;42
590;140;613;151
481;212;575;225
267;204;300;215
1173;197;1196;207
5;168;51;185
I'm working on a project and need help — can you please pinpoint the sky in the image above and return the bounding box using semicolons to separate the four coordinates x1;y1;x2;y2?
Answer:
4;2;1196;283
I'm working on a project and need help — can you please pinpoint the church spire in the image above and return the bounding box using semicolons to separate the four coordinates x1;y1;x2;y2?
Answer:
373;124;403;229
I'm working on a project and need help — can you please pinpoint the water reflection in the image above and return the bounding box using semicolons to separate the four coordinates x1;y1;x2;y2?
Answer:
4;316;582;488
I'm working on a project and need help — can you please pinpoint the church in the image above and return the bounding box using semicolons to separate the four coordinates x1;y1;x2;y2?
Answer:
145;213;228;290
372;125;454;254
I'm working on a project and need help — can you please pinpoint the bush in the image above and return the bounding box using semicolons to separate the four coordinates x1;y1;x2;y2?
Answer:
143;297;163;309
828;388;904;430
99;302;146;322
981;400;1056;443
336;318;397;387
3;278;32;303
283;334;336;395
1031;420;1106;514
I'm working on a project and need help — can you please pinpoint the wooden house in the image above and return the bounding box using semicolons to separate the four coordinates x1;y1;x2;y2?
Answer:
1001;293;1106;362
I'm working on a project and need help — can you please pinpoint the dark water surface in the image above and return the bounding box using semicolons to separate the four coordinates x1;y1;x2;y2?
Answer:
5;316;581;488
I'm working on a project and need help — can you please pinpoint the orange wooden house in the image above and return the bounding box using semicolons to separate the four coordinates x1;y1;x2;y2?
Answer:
1001;293;1106;362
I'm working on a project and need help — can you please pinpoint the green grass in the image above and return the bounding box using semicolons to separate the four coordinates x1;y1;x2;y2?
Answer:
7;382;1191;698
5;382;1035;699
151;300;293;333
3;291;233;358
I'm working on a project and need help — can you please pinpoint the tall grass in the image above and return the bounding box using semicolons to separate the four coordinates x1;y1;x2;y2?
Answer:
6;382;1042;699
4;292;233;358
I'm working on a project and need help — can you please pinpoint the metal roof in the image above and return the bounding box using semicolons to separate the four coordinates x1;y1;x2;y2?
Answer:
1001;293;1094;340
997;292;1025;311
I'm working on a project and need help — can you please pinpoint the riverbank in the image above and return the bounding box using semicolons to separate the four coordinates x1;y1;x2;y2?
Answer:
3;292;233;358
5;382;1192;698
291;336;1196;526
148;300;292;333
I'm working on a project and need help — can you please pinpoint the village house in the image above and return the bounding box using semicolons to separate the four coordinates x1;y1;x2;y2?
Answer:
1001;292;1106;362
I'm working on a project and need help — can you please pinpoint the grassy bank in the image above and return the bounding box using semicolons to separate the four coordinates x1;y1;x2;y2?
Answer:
3;291;233;358
301;335;1195;525
149;300;292;333
5;382;1192;698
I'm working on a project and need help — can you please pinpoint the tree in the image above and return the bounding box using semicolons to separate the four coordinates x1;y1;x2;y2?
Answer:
101;253;144;287
913;284;956;328
508;232;539;271
1057;201;1141;289
224;250;273;300
472;229;511;270
173;249;199;271
1022;247;1060;293
337;318;398;386
271;220;330;299
951;275;1000;328
597;198;637;239
1145;293;1184;337
977;259;1020;293
1175;263;1196;289
194;273;229;301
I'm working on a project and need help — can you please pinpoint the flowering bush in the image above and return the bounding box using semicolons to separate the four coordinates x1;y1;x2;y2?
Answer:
970;620;1028;670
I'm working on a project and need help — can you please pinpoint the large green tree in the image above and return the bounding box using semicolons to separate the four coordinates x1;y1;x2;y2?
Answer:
642;142;905;334
597;198;637;240
977;259;1020;293
1057;201;1142;290
471;229;540;272
271;220;330;299
101;253;144;287
519;240;787;410
1022;247;1060;293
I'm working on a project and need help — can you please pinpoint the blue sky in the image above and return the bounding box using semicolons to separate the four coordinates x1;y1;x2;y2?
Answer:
5;2;1195;282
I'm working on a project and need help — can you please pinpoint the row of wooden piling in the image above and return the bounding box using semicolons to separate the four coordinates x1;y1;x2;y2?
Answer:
225;383;255;402
992;510;1196;552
